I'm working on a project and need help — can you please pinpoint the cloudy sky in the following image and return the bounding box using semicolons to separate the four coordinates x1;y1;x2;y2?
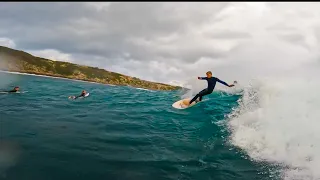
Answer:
1;2;320;86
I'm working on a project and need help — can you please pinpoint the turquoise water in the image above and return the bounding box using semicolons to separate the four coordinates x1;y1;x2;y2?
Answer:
0;72;279;180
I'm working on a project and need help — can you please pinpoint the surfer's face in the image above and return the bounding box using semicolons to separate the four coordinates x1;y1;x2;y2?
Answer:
206;73;212;78
15;87;19;91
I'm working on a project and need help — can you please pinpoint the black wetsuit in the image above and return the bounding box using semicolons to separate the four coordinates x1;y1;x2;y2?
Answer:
7;89;18;93
189;77;229;104
74;93;86;99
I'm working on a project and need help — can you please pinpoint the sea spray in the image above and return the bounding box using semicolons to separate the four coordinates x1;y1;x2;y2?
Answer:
228;72;320;180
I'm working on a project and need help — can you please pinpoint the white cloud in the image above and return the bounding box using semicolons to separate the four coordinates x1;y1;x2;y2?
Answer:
0;37;16;48
0;2;320;86
28;49;73;62
84;2;112;10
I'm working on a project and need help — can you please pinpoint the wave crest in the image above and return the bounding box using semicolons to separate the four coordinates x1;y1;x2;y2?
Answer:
228;77;320;180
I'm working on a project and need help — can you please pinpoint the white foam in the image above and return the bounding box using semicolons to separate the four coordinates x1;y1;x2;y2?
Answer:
228;74;320;180
135;87;155;92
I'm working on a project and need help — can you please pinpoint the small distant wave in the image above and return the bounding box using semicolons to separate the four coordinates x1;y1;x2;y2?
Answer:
135;87;155;92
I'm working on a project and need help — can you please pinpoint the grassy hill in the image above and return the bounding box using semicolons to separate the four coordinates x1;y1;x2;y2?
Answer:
0;46;181;91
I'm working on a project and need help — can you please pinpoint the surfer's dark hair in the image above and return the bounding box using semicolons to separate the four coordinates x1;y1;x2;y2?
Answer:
206;71;212;75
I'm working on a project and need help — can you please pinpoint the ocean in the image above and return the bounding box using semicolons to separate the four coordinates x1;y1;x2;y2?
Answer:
0;71;293;180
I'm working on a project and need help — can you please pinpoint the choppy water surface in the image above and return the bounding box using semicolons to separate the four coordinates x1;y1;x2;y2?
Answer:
0;72;280;180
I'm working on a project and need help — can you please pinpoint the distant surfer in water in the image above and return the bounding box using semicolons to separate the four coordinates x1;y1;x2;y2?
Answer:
7;86;20;93
187;71;236;105
69;90;88;99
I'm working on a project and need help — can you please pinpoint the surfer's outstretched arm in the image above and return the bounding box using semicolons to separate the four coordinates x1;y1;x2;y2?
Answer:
198;77;207;80
216;78;234;87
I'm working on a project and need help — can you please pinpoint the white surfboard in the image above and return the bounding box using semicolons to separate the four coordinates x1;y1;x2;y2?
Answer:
172;98;200;109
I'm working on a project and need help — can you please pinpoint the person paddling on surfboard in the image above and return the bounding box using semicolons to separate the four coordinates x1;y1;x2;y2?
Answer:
69;90;87;99
188;71;236;105
7;86;20;93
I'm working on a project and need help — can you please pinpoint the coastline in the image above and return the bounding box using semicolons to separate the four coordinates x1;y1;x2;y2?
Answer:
1;70;188;91
0;70;117;87
0;46;182;91
0;70;188;91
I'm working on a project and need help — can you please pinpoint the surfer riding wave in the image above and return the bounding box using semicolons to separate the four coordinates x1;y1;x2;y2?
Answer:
188;71;237;105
